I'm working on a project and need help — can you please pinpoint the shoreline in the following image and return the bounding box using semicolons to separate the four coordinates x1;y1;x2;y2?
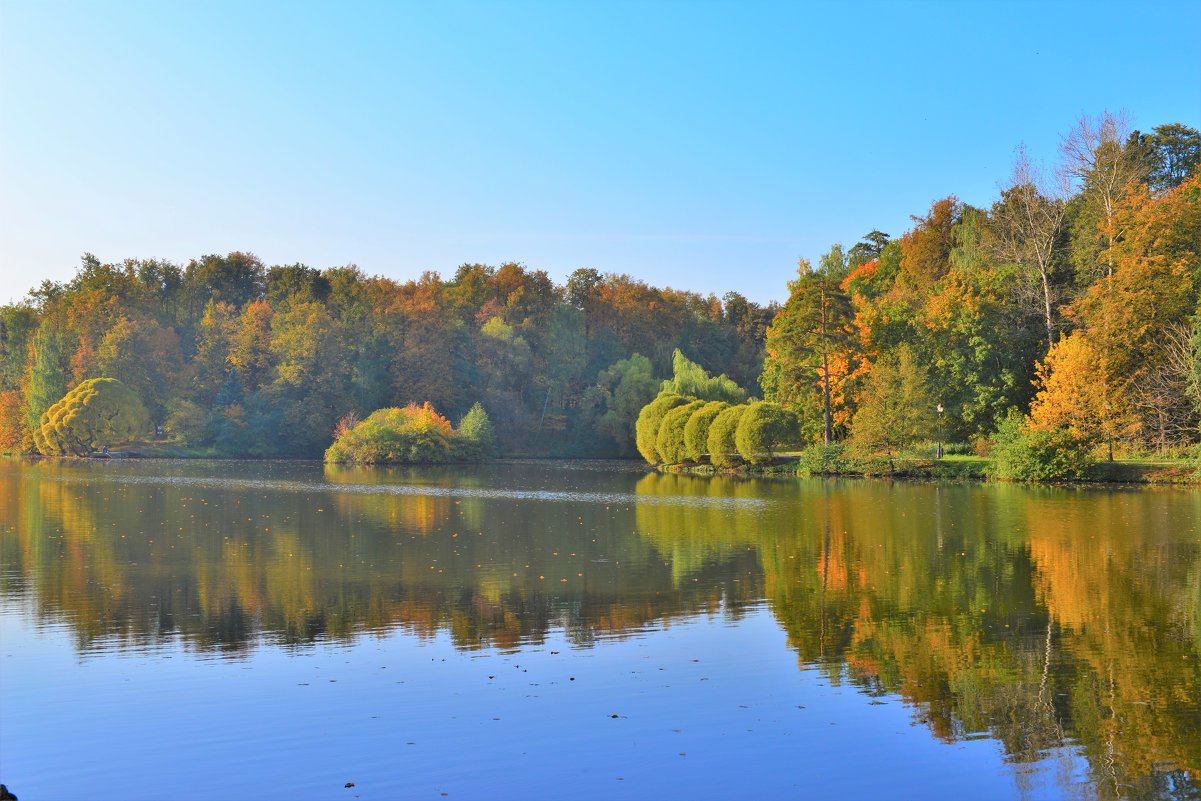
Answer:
9;450;1197;487
657;456;1199;487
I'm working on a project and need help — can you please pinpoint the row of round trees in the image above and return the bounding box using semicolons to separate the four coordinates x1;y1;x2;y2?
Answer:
634;392;800;467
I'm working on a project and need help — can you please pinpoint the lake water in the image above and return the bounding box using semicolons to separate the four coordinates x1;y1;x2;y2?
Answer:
1;459;1198;800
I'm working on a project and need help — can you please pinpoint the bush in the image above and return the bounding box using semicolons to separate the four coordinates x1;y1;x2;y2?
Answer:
456;402;497;460
735;402;800;465
682;401;729;462
35;378;148;456
325;402;459;464
635;393;690;464
707;405;748;467
795;442;851;476
655;400;706;464
987;410;1092;481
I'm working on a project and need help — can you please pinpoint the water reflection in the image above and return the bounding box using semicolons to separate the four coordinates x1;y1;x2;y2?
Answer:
2;459;1198;798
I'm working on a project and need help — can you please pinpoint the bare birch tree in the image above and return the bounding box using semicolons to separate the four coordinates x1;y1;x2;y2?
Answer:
985;144;1066;348
1059;111;1149;281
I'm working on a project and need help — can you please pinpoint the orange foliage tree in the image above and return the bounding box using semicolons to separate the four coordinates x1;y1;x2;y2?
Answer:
1027;332;1138;460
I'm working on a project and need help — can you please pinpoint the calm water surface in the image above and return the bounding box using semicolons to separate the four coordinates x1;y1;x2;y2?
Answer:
1;459;1198;800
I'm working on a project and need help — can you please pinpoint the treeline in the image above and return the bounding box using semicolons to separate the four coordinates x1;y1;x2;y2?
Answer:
762;115;1200;463
2;113;1198;463
0;255;773;457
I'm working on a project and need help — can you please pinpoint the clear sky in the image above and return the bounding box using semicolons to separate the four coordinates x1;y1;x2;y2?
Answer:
1;0;1198;305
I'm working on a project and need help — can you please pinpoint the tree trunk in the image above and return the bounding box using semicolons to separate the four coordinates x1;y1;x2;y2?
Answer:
821;286;832;445
1040;267;1054;347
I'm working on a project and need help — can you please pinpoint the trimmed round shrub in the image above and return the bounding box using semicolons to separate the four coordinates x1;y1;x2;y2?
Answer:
635;393;689;464
683;401;729;462
735;401;800;465
655;400;706;464
707;404;749;468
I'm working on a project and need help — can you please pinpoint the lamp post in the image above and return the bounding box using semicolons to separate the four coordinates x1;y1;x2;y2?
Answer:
936;404;944;459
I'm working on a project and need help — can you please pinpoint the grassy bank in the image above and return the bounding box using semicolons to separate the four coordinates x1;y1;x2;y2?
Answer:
661;453;1199;485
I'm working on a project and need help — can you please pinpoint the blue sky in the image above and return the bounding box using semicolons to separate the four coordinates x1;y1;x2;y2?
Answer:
2;0;1198;304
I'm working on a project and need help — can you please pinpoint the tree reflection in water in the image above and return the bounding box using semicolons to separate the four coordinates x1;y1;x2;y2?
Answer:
2;460;1197;798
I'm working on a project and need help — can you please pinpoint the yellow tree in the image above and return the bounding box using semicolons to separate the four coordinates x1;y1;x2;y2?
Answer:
227;299;275;390
1027;332;1138;461
1070;175;1201;449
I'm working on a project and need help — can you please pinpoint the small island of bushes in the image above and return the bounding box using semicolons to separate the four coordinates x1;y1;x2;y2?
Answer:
324;401;497;465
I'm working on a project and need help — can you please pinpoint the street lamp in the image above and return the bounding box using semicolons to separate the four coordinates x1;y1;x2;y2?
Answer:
936;404;944;459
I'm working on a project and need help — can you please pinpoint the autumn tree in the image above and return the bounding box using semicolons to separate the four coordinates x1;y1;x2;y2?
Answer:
94;316;184;423
1027;332;1137;461
1067;174;1201;450
0;390;26;451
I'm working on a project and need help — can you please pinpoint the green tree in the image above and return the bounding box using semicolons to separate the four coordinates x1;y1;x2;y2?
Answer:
655;400;706;464
683;400;730;462
761;251;856;445
457;402;497;460
660;348;746;403
25;324;73;429
581;354;660;456
734;401;800;464
1143;123;1201;193
707;404;748;468
0;304;37;391
635;393;690;464
34;377;148;456
850;346;936;466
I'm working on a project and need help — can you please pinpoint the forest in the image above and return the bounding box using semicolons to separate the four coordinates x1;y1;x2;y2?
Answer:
1;113;1198;464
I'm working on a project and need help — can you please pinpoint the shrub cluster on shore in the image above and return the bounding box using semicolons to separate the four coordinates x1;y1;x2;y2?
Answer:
324;402;496;465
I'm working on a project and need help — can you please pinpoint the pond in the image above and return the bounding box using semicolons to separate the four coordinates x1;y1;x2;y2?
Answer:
1;459;1198;800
